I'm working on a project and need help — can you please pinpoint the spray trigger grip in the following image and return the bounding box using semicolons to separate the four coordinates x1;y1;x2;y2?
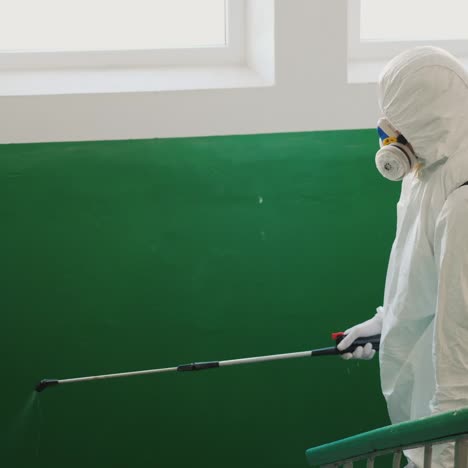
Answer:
332;332;381;354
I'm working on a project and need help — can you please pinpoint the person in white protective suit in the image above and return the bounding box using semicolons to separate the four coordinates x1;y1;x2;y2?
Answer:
337;46;468;467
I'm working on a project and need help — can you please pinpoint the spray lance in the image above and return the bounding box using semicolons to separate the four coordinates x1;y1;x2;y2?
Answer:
35;333;381;393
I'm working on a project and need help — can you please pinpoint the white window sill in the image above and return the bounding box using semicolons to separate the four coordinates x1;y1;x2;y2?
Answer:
0;65;274;97
0;1;274;97
348;56;468;84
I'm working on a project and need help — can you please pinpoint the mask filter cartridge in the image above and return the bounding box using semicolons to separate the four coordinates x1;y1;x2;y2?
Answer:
375;118;417;181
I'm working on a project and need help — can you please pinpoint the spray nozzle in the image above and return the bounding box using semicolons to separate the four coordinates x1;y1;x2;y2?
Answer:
35;379;59;393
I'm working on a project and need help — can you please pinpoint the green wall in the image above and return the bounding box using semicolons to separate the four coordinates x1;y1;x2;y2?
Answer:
1;130;400;468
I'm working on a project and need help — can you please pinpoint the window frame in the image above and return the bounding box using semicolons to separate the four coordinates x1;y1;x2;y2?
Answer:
0;0;244;70
348;0;468;61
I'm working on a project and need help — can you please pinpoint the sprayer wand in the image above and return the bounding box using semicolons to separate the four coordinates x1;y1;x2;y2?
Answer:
35;333;380;393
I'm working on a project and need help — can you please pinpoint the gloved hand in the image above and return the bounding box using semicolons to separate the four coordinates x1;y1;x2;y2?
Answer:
337;307;384;360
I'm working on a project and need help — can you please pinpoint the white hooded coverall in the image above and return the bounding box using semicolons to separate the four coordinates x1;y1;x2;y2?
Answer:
377;47;468;467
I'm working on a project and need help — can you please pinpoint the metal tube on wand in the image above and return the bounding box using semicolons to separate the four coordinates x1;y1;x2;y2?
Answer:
34;334;381;392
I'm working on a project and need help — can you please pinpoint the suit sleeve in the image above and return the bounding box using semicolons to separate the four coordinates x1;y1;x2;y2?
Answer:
431;187;468;414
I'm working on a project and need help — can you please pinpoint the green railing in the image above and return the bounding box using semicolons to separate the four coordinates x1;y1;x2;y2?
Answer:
306;407;468;467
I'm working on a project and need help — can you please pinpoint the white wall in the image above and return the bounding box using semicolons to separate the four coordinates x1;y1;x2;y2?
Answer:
0;0;380;144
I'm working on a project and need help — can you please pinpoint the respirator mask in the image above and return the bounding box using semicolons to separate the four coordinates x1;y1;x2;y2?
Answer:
375;118;417;181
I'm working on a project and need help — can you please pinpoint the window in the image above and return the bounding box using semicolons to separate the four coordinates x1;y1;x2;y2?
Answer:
349;0;468;61
361;0;468;42
0;0;244;69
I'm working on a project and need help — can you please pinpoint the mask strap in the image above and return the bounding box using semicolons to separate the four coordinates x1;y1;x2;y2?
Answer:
397;134;408;145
